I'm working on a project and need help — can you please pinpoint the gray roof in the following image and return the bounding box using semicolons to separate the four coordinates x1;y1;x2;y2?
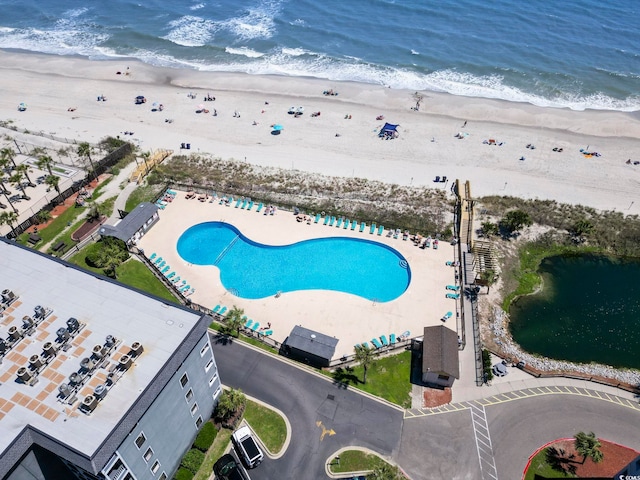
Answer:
99;202;158;242
285;325;338;361
422;325;460;378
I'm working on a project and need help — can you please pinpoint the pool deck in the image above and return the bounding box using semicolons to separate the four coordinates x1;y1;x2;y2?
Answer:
139;191;458;360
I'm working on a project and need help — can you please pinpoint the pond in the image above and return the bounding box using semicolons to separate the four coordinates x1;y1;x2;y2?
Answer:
509;254;640;369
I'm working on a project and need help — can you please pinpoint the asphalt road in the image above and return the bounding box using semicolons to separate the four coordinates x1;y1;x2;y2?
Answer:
210;333;404;479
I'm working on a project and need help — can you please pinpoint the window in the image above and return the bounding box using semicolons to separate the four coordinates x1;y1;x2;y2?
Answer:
159;474;167;480
135;432;146;449
437;374;450;381
195;416;203;428
200;343;210;356
185;389;193;402
180;373;188;387
151;461;160;474
144;447;153;462
190;403;198;416
213;386;221;399
205;358;214;372
209;372;218;386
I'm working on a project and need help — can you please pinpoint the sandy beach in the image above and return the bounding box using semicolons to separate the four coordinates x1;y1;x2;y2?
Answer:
1;50;639;215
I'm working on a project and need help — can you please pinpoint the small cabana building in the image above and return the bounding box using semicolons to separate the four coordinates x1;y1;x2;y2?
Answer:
99;202;159;247
282;325;339;368
421;325;460;388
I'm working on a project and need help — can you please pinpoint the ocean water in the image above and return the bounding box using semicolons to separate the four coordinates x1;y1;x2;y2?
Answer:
0;0;638;111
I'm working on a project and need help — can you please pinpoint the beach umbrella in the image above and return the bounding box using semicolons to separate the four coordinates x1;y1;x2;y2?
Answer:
152;102;158;108
18;103;27;111
272;124;283;131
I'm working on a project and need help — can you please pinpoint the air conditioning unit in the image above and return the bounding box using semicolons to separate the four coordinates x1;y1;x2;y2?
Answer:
17;367;32;383
43;342;57;357
80;357;95;372
82;394;98;412
69;372;81;385
119;355;133;370
130;342;144;357
29;354;44;369
59;383;72;397
67;318;80;332
94;384;108;399
7;326;22;341
1;289;16;304
34;305;46;319
22;316;34;329
105;335;116;347
0;338;7;354
57;327;70;341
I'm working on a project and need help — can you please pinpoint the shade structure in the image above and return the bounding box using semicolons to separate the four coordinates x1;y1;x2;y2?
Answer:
272;124;283;131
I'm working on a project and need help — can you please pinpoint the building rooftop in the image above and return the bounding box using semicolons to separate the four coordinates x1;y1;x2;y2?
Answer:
285;325;339;362
99;201;158;243
0;239;203;464
422;325;460;378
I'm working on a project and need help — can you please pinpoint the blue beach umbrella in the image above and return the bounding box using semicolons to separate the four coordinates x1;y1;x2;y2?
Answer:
272;124;283;131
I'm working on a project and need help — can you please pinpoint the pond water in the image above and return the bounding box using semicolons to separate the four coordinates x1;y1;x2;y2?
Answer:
509;254;640;369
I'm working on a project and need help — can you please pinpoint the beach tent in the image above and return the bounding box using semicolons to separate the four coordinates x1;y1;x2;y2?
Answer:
379;122;399;139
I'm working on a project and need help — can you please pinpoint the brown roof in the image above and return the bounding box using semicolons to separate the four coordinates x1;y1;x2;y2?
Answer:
422;325;460;378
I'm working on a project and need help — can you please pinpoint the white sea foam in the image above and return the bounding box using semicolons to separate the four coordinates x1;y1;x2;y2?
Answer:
164;15;217;47
214;0;282;41
281;47;311;57
0;26;108;58
290;19;306;26
411;49;419;55
190;3;206;10
225;46;265;58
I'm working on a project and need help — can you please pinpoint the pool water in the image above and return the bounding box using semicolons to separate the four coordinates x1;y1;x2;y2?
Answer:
176;222;411;301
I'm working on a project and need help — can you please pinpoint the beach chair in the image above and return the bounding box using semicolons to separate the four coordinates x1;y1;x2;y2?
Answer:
154;256;163;265
441;311;453;322
234;198;242;208
172;276;181;284
377;225;384;236
218;306;227;316
149;253;157;261
360;222;366;233
446;285;460;291
181;284;191;292
239;199;246;209
251;322;260;332
344;219;350;229
371;338;383;349
247;200;254;210
263;329;273;336
335;217;342;228
212;305;220;314
161;265;170;273
351;221;357;231
389;333;396;345
380;335;389;346
314;213;321;223
323;215;330;225
157;260;166;269
244;318;253;329
446;293;460;300
369;223;376;234
167;272;175;279
361;342;370;350
256;202;263;213
329;216;336;226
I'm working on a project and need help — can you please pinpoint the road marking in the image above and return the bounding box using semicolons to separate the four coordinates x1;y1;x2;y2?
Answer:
315;420;336;441
469;404;499;480
404;386;640;419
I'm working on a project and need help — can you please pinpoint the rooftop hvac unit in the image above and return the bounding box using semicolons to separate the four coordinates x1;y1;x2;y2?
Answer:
17;367;32;383
94;384;108;399
29;354;44;369
130;342;144;357
67;317;80;332
57;327;70;341
0;338;6;354
80;357;95;371
82;394;98;412
7;326;22;341
22;316;34;329
92;344;105;359
69;372;81;385
59;383;71;397
119;355;133;370
1;289;16;304
34;305;46;319
43;342;57;357
105;335;116;347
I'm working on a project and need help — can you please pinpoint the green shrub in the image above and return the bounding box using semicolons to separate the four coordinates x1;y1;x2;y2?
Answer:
482;349;494;383
84;242;102;268
173;467;194;480
193;421;217;452
180;449;205;474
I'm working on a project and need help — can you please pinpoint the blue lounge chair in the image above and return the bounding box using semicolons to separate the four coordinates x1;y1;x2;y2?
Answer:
212;305;220;314
377;225;384;236
167;271;175;279
247;200;254;210
181;284;191;292
256;202;263;213
389;333;396;345
149;252;157;261
167;189;177;196
344;219;350;229
371;338;383;349
263;329;273;336
161;265;170;273
446;285;460;291
380;335;389;346
172;276;181;284
157;260;166;268
235;198;242;208
360;222;366;233
323;215;330;225
351;221;357;231
154;256;163;265
446;293;460;300
446;261;454;266
441;311;453;322
370;223;376;234
329;216;336;226
244;318;253;329
335;217;342;228
251;322;260;331
361;342;369;349
314;213;321;224
218;306;227;316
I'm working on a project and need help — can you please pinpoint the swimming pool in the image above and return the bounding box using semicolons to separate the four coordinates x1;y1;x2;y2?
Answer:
176;222;411;301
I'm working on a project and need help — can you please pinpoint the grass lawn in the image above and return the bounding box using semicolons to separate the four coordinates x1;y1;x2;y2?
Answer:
18;205;86;247
194;427;232;480
209;323;279;355
125;184;165;212
244;400;287;454
328;449;386;474
524;447;577;480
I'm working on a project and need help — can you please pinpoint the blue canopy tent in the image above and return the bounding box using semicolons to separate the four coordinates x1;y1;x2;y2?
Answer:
379;122;399;139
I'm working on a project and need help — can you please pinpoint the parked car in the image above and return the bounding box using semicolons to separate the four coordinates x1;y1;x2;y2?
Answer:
231;425;263;468
213;453;250;480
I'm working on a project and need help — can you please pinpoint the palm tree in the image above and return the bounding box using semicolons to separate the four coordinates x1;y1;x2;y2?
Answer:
9;172;29;200
77;142;97;181
15;163;35;187
36;154;55;177
224;305;244;337
45;174;61;194
574;431;604;464
215;388;246;424
0;211;19;238
0;147;17;169
354;344;375;384
141;151;151;174
0;176;17;213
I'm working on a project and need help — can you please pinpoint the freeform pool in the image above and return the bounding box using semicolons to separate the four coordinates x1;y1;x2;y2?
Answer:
177;222;411;301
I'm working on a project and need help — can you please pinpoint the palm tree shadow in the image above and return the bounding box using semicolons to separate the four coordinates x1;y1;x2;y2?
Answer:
331;366;361;389
544;447;578;475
